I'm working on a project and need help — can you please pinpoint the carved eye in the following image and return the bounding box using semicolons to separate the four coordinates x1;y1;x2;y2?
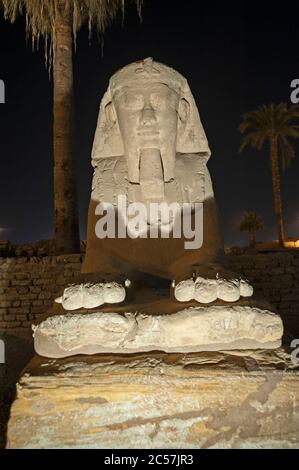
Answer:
125;93;144;110
151;92;177;111
151;93;165;110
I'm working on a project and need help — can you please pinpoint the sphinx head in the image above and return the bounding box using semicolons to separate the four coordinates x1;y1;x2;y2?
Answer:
92;58;211;183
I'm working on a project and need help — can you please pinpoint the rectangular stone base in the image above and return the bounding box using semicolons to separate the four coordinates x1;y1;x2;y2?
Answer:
33;306;283;358
6;348;299;449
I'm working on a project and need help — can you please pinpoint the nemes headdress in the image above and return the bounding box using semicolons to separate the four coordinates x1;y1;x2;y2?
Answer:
92;58;211;165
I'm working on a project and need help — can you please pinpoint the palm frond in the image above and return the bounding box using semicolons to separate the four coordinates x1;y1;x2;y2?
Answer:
239;102;299;170
0;0;143;67
239;210;264;232
279;135;296;171
239;131;266;152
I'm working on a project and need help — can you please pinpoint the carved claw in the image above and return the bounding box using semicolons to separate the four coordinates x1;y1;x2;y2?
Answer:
55;282;126;311
174;276;253;303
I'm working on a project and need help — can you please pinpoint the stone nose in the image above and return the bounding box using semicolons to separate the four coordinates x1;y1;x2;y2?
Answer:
140;105;156;126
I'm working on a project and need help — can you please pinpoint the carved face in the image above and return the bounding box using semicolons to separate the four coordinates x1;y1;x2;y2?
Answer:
111;83;186;183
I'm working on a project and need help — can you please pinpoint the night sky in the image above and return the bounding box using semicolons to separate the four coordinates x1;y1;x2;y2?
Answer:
0;0;299;247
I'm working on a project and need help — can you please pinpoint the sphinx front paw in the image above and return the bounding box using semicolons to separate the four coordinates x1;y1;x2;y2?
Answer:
174;276;253;303
55;282;126;311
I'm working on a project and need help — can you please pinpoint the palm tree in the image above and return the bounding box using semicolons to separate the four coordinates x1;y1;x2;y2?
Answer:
239;103;299;247
239;210;264;247
1;0;142;254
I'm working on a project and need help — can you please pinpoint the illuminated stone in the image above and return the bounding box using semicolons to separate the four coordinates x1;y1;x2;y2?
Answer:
6;349;299;449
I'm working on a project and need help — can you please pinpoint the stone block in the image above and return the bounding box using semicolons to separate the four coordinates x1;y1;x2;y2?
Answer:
4;314;15;321
15;314;28;321
0;280;10;288
15;274;29;280
6;349;299;449
4;321;20;328
11;280;31;287
8;308;23;315
33;279;47;286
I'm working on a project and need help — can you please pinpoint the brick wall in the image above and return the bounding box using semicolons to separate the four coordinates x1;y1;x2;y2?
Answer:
0;255;82;337
227;251;299;337
0;251;298;338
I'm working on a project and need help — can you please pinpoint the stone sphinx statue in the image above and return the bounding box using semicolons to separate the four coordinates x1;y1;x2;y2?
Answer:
33;58;283;357
82;57;225;287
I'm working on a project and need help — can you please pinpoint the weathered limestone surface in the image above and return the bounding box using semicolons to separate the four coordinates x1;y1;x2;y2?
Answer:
6;348;299;449
174;276;253;302
33;307;283;358
55;282;126;310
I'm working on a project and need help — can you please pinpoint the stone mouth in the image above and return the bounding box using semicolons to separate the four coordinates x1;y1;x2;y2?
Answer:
137;128;159;134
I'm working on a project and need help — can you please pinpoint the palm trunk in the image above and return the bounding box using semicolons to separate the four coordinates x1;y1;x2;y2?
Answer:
269;136;285;247
249;229;256;247
53;0;80;254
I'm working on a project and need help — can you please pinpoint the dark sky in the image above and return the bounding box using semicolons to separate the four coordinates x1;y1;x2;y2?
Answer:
0;0;299;247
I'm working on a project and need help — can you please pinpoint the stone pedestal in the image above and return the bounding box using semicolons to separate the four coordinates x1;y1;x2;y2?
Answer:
6;348;299;448
33;306;283;358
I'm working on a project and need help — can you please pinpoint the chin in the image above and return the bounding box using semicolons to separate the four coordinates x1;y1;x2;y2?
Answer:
136;137;162;148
